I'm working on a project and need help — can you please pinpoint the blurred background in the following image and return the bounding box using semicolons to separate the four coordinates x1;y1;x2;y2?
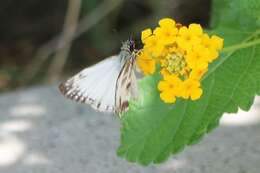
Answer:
1;1;260;173
0;0;211;92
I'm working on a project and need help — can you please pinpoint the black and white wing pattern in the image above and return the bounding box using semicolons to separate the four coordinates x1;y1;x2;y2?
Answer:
115;55;138;115
59;55;121;112
59;40;139;115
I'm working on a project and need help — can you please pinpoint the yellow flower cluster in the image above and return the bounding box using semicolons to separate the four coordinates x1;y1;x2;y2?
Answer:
136;18;223;103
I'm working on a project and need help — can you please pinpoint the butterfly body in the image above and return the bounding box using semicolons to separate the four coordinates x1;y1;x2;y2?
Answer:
59;40;138;115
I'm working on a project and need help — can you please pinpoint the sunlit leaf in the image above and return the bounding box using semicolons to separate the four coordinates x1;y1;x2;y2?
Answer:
118;0;260;165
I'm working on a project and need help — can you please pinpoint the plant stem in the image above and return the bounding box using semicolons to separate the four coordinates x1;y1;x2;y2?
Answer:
47;0;82;83
24;0;123;84
222;39;260;53
202;29;260;81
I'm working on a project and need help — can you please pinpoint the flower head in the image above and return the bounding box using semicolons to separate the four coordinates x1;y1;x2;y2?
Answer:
136;18;224;104
154;18;178;45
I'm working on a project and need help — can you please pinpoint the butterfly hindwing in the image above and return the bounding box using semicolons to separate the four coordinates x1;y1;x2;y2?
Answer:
115;55;138;115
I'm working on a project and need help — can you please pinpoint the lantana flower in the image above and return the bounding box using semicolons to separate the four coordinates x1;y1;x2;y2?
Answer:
158;74;182;103
137;18;224;103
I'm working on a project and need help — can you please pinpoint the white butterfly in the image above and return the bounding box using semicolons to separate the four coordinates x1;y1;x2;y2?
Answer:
59;40;138;116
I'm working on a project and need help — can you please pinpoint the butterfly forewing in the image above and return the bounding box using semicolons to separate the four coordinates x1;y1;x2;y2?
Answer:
59;55;121;112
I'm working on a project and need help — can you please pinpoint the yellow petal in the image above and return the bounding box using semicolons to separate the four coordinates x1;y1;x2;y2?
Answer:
190;64;208;80
141;28;152;43
208;49;219;62
164;74;180;83
211;35;224;50
160;92;176;103
136;52;156;75
188;24;203;36
160;68;171;78
158;81;169;91
153;27;161;35
191;87;203;100
179;83;189;99
159;18;176;28
178;26;188;35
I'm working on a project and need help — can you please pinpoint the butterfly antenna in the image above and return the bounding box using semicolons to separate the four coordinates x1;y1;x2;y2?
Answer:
129;34;134;42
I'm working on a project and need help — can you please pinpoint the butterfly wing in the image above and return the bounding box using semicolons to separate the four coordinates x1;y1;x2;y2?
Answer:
115;55;138;115
59;55;121;112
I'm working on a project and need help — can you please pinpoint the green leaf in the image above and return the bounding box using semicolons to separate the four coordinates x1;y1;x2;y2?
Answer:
211;0;260;28
117;0;260;165
211;0;260;29
230;0;260;26
118;27;260;165
210;0;234;28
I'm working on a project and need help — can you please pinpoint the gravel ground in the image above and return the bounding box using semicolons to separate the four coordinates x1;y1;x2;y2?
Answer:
0;86;260;173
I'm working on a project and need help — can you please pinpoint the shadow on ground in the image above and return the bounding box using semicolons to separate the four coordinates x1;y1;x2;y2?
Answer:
0;86;259;173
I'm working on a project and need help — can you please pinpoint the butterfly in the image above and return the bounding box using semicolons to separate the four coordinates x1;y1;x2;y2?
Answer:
59;40;138;116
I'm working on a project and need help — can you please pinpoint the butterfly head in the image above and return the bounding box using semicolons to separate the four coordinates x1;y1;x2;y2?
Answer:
121;39;135;53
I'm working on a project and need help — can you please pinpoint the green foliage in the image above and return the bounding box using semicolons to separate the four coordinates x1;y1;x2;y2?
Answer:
118;0;260;165
211;0;260;28
230;0;260;26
